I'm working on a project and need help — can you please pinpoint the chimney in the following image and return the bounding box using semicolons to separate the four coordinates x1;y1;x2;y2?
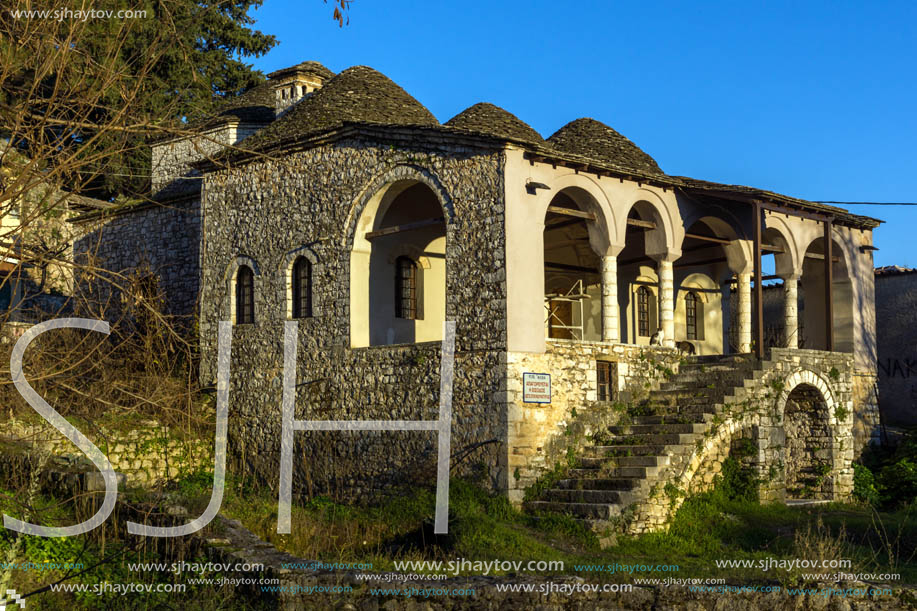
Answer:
268;61;334;118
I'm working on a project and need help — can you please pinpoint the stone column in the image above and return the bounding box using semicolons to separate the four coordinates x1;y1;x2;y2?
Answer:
737;272;752;353
782;274;799;348
658;259;675;347
601;254;619;343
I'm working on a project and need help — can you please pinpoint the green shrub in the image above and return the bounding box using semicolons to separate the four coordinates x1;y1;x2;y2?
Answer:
878;458;917;509
852;463;879;505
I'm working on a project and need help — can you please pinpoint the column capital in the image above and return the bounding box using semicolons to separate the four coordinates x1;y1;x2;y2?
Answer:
606;243;625;258
650;250;681;264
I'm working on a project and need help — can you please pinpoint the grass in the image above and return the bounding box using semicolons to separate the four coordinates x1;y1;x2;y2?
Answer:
0;479;270;611
191;460;917;584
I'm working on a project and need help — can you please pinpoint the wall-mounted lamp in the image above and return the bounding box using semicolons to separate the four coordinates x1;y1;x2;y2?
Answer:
859;245;879;253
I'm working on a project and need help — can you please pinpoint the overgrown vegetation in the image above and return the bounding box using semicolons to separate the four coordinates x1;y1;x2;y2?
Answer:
166;457;917;585
856;429;917;510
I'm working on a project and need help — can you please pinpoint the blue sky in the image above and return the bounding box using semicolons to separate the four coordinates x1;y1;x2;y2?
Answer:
247;0;916;268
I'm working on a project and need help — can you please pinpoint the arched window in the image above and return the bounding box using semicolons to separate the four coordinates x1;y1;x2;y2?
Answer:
637;286;651;337
235;265;254;324
395;256;417;320
685;291;698;340
292;257;312;319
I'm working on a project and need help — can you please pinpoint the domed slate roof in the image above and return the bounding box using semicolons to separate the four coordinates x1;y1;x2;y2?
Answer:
243;65;439;150
445;102;544;144
547;118;663;175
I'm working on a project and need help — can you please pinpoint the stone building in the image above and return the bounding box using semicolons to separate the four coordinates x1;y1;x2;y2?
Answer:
874;266;917;429
73;61;882;534
0;142;111;323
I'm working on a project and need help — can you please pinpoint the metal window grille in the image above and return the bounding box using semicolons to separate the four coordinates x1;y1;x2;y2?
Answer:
395;256;417;319
686;291;697;340
236;265;254;324
637;286;650;337
292;257;312;318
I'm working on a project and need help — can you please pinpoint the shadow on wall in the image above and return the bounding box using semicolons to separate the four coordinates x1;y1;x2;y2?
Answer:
366;182;446;346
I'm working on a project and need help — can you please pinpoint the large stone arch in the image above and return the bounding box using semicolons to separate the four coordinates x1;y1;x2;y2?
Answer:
345;164;455;253
347;165;453;348
775;369;848;500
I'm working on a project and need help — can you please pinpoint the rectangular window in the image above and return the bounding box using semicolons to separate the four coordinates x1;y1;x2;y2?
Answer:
292;258;312;318
395;257;417;319
597;360;615;402
686;292;697;340
236;266;254;324
637;286;650;337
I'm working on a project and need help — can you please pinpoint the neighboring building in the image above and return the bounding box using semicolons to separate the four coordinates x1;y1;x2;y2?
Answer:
73;61;883;534
875;266;917;428
0;142;111;323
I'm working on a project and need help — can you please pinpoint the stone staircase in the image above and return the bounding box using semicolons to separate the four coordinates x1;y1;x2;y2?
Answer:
524;353;760;538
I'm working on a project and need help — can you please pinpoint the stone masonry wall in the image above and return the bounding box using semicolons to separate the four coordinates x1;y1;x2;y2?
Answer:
504;339;682;503
3;418;212;486
151;125;263;194
72;199;201;321
199;138;508;498
875;271;917;428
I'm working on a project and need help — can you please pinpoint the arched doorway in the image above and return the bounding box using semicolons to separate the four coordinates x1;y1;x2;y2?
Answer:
784;383;835;500
351;179;447;347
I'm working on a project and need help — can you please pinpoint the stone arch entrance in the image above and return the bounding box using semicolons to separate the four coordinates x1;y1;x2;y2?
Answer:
776;370;844;501
783;384;834;499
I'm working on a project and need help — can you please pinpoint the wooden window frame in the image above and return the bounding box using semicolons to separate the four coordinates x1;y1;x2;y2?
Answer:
395;256;417;320
685;291;698;340
235;265;254;325
637;286;651;337
597;360;615;402
292;257;312;319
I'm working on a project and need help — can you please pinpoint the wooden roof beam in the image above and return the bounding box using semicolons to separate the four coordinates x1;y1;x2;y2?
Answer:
547;206;595;221
365;217;444;239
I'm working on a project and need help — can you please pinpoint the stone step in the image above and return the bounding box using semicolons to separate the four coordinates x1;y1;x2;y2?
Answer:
659;376;746;391
604;432;700;445
555;477;645;491
568;465;662;478
651;388;718;400
576;454;671;469
582;443;694;457
524;501;622;520
636;402;720;416
608;423;707;435
632;413;713;425
542;488;636;505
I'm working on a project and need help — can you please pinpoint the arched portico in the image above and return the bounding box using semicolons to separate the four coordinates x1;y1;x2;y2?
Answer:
348;166;452;347
799;235;854;353
541;185;613;342
617;196;681;347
